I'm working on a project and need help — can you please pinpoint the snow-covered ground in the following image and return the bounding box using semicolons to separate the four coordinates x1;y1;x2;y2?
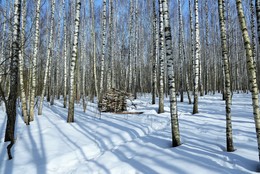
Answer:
0;93;259;174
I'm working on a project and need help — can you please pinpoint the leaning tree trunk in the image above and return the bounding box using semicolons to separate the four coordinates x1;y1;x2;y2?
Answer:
29;0;41;121
19;0;28;124
237;0;260;162
158;0;165;114
4;0;21;160
218;0;235;152
67;0;81;123
193;0;200;114
38;0;55;115
162;0;181;147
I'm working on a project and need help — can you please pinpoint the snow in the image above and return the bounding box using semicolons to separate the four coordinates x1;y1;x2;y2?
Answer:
0;93;259;174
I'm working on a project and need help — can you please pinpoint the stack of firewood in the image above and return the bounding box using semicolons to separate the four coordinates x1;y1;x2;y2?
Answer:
99;88;133;112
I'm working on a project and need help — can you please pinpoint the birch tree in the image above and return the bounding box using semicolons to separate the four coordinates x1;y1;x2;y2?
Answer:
256;0;260;43
128;0;134;92
162;0;181;147
67;0;81;123
193;0;200;114
158;0;165;114
38;0;55;115
236;0;260;161
19;0;28;124
62;0;67;108
3;0;21;159
29;0;41;121
99;0;107;101
152;0;158;105
90;0;98;99
218;0;235;152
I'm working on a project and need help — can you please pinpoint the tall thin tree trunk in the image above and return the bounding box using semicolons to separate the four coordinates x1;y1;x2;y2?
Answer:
158;0;165;114
38;0;55;115
107;0;114;90
162;0;181;147
99;0;107;102
29;0;41;121
67;0;81;123
152;0;158;105
256;0;260;44
237;0;260;162
90;0;98;99
205;0;209;95
4;0;21;159
192;0;200;114
218;0;235;152
19;0;28;124
62;0;67;108
128;0;134;93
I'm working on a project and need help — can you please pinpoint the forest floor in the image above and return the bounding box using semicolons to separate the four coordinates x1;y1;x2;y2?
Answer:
0;93;259;174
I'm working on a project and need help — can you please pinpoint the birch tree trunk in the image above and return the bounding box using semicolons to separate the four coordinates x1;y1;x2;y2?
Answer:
19;0;28;124
192;0;200;114
4;0;21;159
107;0;114;90
158;0;165;114
152;0;158;105
204;0;209;95
29;0;41;121
218;0;235;152
256;0;260;43
162;0;181;147
67;0;81;123
112;0;116;89
99;0;107;102
189;0;194;103
0;10;6;85
236;0;260;162
178;0;184;102
62;0;67;108
128;0;134;92
90;0;98;99
38;0;55;115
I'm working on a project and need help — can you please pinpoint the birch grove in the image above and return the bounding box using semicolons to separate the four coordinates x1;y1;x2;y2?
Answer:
2;0;260;164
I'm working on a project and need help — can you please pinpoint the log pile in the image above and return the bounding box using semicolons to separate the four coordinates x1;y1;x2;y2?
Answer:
98;88;133;113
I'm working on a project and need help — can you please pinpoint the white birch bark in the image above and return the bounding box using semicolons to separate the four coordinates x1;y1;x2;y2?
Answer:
19;0;28;124
162;0;181;147
67;0;81;123
90;0;98;99
62;0;67;108
192;0;200;114
29;0;41;121
218;0;235;152
236;0;260;161
158;0;165;114
256;0;260;44
99;0;107;101
128;0;134;92
152;0;158;105
38;0;55;115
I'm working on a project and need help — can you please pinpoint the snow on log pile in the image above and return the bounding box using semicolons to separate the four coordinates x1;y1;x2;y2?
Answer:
98;88;134;113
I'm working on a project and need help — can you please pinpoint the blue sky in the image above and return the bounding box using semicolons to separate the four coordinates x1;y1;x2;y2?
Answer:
96;0;102;7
